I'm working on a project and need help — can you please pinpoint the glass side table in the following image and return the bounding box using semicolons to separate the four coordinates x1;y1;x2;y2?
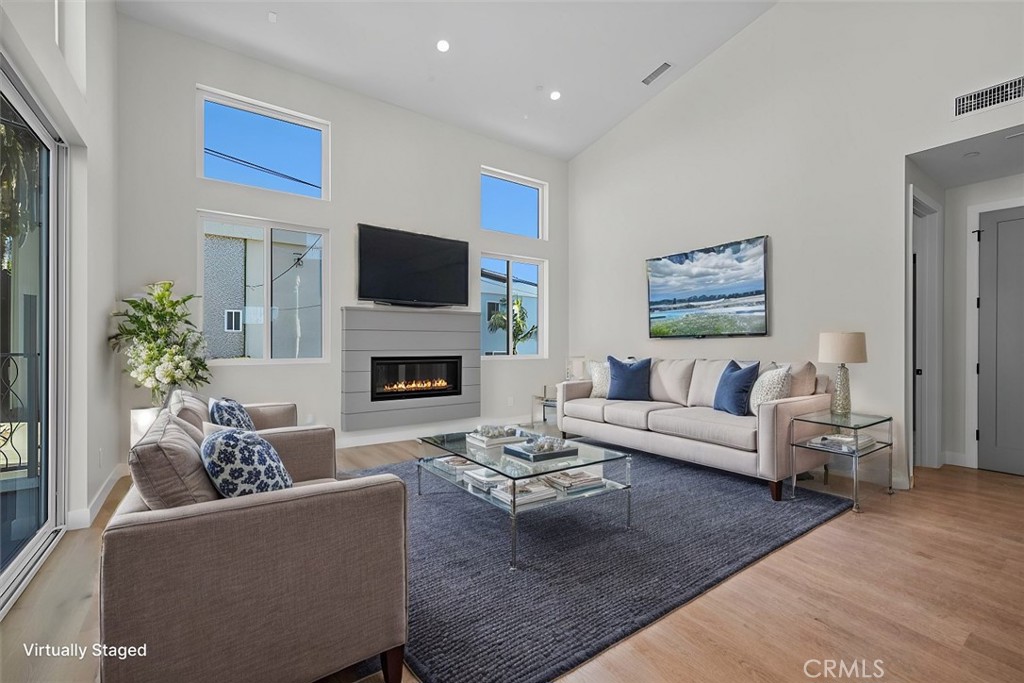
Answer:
789;411;894;513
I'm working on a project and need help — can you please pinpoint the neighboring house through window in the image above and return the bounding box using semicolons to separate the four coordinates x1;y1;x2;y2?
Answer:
201;212;327;361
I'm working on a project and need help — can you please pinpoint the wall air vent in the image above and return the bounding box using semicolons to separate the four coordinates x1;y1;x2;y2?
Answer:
955;76;1023;117
642;62;672;86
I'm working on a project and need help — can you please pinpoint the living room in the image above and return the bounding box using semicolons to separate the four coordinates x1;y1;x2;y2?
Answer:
1;1;1022;682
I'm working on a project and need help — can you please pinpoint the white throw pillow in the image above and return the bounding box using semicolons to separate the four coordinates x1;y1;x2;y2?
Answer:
749;367;792;415
588;360;611;399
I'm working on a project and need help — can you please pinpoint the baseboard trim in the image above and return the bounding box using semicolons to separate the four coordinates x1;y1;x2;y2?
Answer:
66;463;129;530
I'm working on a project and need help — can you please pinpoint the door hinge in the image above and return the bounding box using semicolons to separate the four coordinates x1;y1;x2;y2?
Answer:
977;297;981;308
977;362;980;374
973;229;983;242
976;429;980;441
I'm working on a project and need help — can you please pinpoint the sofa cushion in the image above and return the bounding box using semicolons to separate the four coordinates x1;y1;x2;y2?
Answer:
128;410;221;509
167;389;211;431
649;358;696;405
608;356;652;401
210;397;257;431
771;361;817;397
749;367;792;415
563;398;620;423
588;360;611;398
714;361;760;416
200;429;293;498
648;407;758;452
604;401;678;430
687;359;731;408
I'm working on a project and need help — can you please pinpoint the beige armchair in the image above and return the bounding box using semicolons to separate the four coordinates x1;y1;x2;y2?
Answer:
101;412;408;683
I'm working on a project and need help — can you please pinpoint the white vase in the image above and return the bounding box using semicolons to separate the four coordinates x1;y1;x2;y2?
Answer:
130;407;162;448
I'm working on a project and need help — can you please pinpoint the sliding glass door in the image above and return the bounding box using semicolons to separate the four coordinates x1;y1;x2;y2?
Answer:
0;67;61;606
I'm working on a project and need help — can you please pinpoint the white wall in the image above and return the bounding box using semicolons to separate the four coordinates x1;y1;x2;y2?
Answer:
1;0;121;526
117;16;569;451
568;2;1024;489
943;172;1024;466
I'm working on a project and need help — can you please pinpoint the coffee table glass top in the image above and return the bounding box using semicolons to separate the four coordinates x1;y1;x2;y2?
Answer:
420;432;629;480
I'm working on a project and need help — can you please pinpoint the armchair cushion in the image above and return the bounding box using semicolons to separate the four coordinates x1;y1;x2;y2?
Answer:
209;398;257;431
129;410;220;509
200;430;293;497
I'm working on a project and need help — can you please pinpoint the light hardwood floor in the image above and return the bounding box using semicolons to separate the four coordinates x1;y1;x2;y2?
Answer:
2;444;1022;683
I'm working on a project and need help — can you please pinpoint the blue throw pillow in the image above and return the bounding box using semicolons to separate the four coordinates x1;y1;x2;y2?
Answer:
209;397;256;431
201;429;293;498
607;356;652;401
713;361;761;416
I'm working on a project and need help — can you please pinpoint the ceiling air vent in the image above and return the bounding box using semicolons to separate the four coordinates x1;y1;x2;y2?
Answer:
642;62;672;86
955;76;1023;117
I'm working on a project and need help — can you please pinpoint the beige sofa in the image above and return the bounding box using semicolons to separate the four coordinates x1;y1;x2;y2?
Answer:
557;359;832;500
101;408;408;683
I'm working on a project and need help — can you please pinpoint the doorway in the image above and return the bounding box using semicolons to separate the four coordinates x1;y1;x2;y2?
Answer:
978;206;1024;475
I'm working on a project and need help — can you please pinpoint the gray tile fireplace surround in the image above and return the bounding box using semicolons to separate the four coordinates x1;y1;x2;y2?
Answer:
340;307;481;430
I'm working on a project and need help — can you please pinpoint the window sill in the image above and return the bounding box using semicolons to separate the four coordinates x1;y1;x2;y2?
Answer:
481;354;548;362
208;357;330;367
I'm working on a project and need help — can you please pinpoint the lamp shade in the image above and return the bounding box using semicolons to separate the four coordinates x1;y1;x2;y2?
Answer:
818;332;867;364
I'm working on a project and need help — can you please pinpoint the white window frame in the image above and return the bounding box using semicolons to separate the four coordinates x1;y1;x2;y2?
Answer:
480;252;548;360
198;210;330;365
480;166;548;241
224;309;242;332
196;85;331;201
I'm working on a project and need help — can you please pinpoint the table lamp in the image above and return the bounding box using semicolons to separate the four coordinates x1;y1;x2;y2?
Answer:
818;332;867;416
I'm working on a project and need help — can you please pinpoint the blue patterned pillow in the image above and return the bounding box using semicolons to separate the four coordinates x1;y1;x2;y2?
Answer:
200;429;293;498
209;398;256;431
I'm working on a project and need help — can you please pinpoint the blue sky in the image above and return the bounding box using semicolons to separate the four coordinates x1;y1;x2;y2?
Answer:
481;175;539;238
204;101;322;198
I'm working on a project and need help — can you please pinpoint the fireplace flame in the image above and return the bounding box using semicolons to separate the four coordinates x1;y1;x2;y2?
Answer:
381;378;450;393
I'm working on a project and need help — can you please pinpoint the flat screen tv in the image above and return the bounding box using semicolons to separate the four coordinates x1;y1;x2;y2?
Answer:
358;224;469;307
646;236;768;339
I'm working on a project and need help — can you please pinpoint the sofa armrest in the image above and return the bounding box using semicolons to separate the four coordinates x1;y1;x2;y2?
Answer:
756;394;832;481
258;425;336;482
101;475;407;683
557;380;593;431
243;402;298;430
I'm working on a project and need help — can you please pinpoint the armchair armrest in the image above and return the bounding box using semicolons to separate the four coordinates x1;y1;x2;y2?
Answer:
756;394;832;481
243;402;298;430
101;475;407;683
557;380;593;431
258;425;337;482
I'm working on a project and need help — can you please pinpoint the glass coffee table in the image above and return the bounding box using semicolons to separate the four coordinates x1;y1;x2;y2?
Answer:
418;432;633;569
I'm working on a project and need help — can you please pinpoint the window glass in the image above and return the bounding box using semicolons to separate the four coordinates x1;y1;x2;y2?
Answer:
270;229;323;359
481;256;541;356
481;257;509;356
202;99;323;198
481;173;541;238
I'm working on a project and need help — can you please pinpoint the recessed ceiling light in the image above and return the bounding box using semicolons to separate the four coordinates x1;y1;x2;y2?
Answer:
268;11;277;23
436;40;450;53
962;151;981;158
550;91;561;101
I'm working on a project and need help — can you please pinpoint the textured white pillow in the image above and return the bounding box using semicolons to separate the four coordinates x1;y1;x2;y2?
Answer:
588;360;611;399
749;367;792;415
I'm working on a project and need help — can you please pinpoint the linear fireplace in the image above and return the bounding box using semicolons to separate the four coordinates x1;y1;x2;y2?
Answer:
370;356;462;402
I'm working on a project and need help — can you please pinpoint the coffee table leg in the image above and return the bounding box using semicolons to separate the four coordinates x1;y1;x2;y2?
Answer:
853;453;861;513
417;461;422;496
509;484;518;570
626;455;633;529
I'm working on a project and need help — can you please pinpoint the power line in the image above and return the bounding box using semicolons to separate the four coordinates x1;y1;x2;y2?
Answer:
271;236;323;284
204;147;321;190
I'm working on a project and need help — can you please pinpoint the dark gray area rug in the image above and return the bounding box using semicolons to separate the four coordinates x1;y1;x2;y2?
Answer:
351;450;850;683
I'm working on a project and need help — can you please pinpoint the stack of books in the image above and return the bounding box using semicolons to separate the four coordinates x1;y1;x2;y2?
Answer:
490;480;557;506
465;428;528;448
463;468;506;491
432;456;479;477
809;433;877;454
542;470;605;494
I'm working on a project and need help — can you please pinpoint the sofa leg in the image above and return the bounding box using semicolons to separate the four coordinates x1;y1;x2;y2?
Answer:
769;480;782;501
380;645;404;683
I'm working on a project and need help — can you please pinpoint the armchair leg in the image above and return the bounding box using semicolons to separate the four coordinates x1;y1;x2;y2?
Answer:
380;645;404;683
769;480;782;501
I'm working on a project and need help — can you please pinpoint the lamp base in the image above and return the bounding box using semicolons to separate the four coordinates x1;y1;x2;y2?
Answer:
831;363;851;416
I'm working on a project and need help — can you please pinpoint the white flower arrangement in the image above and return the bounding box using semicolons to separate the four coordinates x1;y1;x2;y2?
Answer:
110;282;211;406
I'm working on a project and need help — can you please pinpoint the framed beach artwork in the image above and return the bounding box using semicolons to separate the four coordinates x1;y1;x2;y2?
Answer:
646;236;769;339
